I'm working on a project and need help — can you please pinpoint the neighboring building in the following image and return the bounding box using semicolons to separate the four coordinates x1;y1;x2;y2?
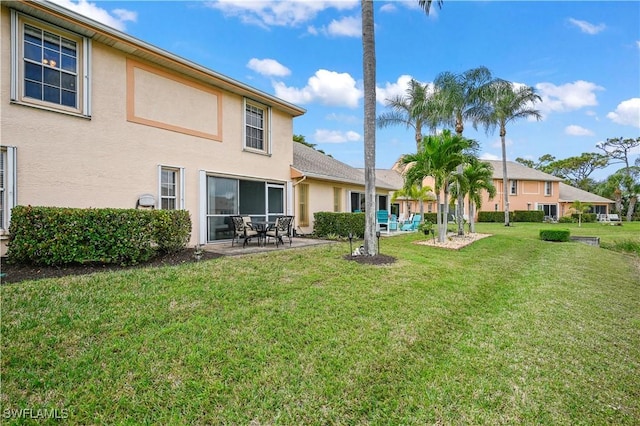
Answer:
389;158;613;220
558;182;613;216
291;143;397;235
1;0;305;255
481;160;565;218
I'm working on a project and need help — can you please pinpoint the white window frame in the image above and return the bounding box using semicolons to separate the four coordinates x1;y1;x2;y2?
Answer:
11;10;91;117
158;165;185;210
509;180;517;195
243;99;271;154
1;147;18;232
544;181;552;196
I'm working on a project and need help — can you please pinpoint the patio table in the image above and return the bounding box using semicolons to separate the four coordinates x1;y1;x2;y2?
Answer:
251;221;275;246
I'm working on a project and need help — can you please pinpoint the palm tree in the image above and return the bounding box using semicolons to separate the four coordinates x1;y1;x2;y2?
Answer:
569;200;592;227
402;130;471;243
480;80;542;226
432;67;493;235
378;79;438;222
378;79;438;149
360;0;441;255
391;183;434;219
461;158;496;233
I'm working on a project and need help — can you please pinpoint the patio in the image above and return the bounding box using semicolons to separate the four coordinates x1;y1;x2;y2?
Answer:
202;235;335;256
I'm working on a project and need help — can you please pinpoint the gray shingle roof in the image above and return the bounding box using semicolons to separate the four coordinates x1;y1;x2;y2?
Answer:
558;183;614;203
292;143;397;190
483;160;563;181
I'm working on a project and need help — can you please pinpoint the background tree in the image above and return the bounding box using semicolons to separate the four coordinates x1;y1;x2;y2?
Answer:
402;130;471;243
360;0;441;255
480;80;542;226
515;154;556;173
547;153;609;191
432;66;493;235
597;137;640;221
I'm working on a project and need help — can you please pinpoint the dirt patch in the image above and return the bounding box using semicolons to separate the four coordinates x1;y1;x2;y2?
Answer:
1;249;223;284
414;233;492;250
343;254;397;265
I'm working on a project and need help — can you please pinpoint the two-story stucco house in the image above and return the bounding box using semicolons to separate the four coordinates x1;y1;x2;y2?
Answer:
388;158;613;221
0;0;305;255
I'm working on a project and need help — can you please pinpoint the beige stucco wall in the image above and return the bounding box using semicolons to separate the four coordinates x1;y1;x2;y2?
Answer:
1;5;297;253
295;178;391;235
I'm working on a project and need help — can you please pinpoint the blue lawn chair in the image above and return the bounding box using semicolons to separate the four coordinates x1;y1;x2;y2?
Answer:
376;210;389;233
401;214;421;231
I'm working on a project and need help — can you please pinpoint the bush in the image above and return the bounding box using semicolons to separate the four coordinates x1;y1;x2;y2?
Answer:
539;228;570;242
558;216;575;223
513;210;545;222
571;213;596;223
478;211;515;222
7;206;191;266
313;212;365;238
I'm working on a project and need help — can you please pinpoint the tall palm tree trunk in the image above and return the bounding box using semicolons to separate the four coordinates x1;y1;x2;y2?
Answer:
468;200;476;233
361;0;377;255
501;127;510;226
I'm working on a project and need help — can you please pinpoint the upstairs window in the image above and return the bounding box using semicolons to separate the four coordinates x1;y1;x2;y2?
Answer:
244;100;270;153
545;181;552;196
11;12;90;116
509;180;518;195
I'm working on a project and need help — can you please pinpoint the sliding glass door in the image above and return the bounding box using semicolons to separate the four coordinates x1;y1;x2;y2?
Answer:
206;176;285;242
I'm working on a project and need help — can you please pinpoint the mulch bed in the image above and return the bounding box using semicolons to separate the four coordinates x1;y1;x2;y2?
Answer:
1;249;223;284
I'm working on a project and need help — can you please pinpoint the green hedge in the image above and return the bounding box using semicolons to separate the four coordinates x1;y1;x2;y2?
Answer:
513;210;545;222
313;212;365;238
7;206;191;266
478;210;545;222
539;228;570;242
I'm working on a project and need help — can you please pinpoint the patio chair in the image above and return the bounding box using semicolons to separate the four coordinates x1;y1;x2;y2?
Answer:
376;210;389;233
230;215;259;247
265;215;294;247
401;214;421;231
389;214;398;232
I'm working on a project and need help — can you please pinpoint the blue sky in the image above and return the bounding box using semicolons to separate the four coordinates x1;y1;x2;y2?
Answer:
55;0;639;180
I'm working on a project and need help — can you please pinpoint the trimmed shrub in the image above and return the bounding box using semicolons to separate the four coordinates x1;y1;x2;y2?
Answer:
152;209;192;253
539;228;570;242
513;210;545;222
478;211;515;222
423;213;437;224
313;212;365;238
558;216;575;223
7;206;191;266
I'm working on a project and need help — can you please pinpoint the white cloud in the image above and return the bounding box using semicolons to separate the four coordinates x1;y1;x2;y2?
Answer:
326;16;361;37
636;40;640;49
205;0;358;28
568;18;606;35
247;58;291;77
479;153;501;161
273;69;362;107
606;98;640;128
49;0;136;31
325;112;359;124
376;75;433;105
535;80;604;115
380;4;397;13
314;129;361;144
565;125;594;136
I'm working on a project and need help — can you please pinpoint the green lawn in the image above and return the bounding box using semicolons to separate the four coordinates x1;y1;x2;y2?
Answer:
2;223;639;424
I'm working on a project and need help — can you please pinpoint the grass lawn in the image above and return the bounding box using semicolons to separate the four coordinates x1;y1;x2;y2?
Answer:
2;222;639;424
